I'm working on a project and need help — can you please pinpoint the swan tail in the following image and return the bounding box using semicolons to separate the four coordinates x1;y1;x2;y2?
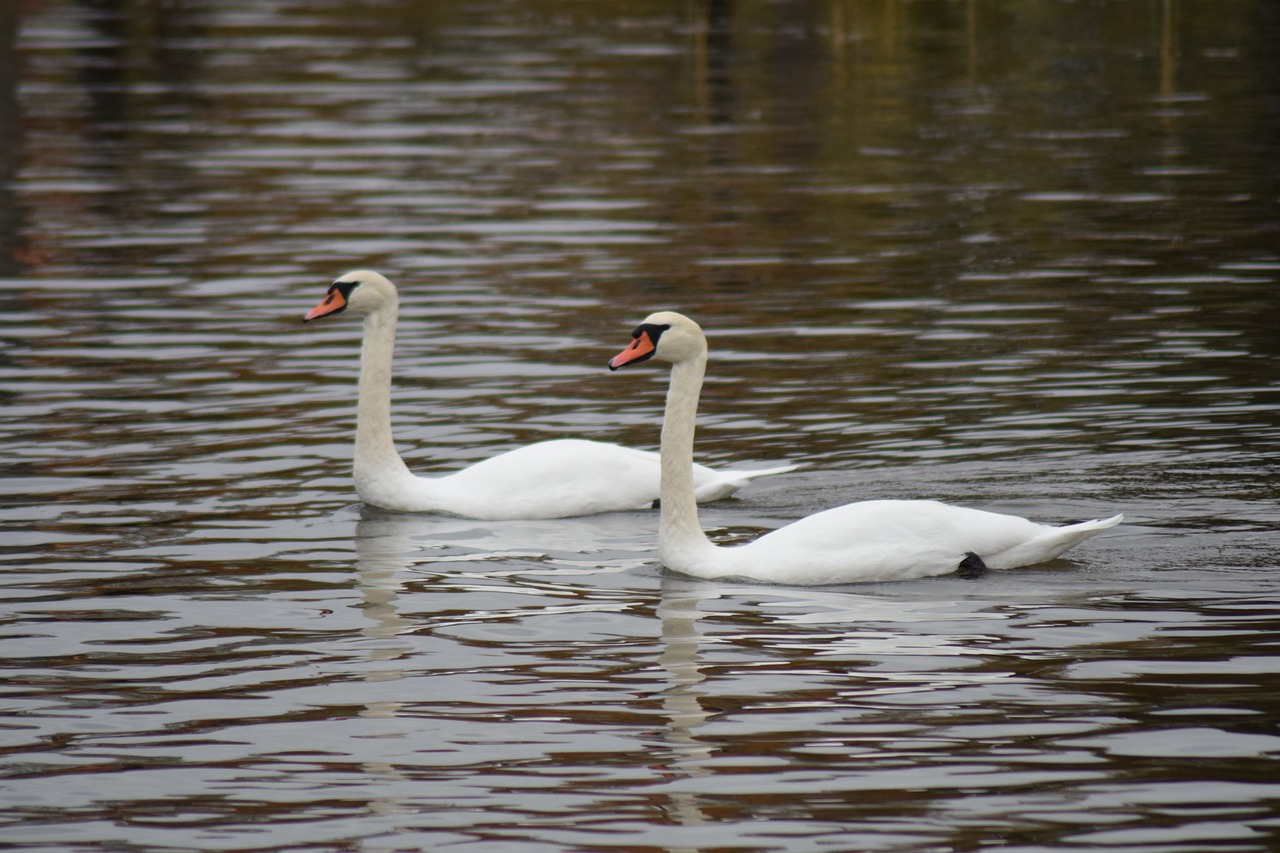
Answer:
995;513;1123;568
728;462;804;481
692;463;803;503
1062;513;1124;535
1049;512;1123;553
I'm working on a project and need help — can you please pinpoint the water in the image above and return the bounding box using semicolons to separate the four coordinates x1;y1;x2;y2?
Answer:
3;1;1279;850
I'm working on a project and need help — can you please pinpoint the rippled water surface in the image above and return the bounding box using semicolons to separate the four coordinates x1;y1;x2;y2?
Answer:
3;1;1280;850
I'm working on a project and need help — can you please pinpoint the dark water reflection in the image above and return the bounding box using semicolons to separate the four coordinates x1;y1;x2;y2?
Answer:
3;1;1280;850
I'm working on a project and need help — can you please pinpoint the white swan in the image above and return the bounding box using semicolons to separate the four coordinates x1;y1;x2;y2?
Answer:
608;311;1122;584
302;272;797;519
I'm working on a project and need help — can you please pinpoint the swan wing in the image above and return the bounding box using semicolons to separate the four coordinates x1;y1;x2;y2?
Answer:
436;439;663;519
430;440;798;519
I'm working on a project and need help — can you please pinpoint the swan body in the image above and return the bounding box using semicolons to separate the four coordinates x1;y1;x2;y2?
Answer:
608;311;1121;585
302;272;797;520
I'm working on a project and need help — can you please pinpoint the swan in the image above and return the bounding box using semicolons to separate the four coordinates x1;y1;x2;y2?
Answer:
608;311;1122;584
301;271;797;519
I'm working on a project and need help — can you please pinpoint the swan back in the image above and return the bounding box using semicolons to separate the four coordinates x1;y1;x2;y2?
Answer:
687;502;1123;585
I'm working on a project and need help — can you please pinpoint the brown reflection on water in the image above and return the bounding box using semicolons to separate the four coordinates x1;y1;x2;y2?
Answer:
4;1;1276;285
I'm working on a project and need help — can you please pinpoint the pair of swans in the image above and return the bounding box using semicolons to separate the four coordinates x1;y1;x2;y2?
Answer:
304;270;1121;584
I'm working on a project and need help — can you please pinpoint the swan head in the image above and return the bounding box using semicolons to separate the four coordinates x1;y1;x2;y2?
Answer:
303;270;398;322
609;310;706;370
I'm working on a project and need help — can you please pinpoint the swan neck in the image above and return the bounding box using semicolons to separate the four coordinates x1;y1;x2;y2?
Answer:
355;305;412;483
659;352;714;561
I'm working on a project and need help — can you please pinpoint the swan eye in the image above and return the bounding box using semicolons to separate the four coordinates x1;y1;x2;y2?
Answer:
635;322;670;341
323;280;360;310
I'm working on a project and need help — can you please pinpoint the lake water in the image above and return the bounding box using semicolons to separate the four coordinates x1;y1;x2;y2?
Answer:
3;1;1279;850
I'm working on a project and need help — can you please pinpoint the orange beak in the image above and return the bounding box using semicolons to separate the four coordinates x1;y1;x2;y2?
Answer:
304;288;347;322
608;329;656;371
